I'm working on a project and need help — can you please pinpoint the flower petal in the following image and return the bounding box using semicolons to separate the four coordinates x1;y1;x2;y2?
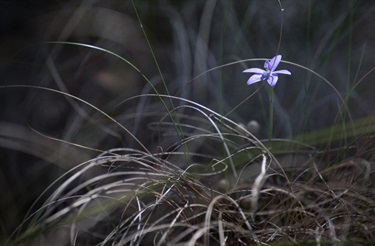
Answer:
247;74;262;85
267;55;282;71
273;69;291;75
243;68;265;74
267;75;279;87
264;60;270;70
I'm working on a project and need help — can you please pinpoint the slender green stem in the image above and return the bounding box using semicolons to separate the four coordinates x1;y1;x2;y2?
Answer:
268;86;275;143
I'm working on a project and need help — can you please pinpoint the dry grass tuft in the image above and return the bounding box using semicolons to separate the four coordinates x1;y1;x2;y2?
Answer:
8;117;375;245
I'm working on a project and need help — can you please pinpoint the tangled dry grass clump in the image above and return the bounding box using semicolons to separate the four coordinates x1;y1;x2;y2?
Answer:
7;104;375;245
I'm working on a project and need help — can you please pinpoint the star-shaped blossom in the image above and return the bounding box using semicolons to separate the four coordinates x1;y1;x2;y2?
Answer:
243;55;291;87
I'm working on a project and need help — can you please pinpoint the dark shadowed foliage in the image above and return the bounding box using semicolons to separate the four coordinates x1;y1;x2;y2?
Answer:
1;0;374;245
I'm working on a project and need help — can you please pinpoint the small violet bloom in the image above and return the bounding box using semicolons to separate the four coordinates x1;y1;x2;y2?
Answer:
243;55;291;87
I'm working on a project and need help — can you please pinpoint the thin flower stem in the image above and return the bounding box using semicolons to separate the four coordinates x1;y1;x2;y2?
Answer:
268;86;274;143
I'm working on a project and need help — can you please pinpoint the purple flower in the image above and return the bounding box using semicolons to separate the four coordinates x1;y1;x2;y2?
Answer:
243;55;291;87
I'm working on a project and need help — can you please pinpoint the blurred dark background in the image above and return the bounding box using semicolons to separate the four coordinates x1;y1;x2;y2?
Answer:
1;0;374;240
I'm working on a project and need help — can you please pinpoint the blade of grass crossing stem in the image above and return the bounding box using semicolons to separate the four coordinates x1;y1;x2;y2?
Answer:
131;0;190;163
